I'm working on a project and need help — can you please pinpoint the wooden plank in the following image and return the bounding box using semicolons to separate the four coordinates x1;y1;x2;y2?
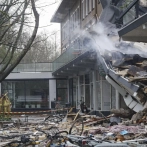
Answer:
73;110;80;121
128;77;147;82
0;142;11;146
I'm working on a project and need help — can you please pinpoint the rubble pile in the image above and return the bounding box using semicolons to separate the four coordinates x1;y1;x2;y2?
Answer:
0;108;147;146
103;48;147;106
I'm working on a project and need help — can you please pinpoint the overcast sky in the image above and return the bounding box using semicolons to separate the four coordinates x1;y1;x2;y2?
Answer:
36;0;61;34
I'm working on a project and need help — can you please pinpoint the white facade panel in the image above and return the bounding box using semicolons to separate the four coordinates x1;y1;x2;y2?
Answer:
49;79;56;108
5;72;54;80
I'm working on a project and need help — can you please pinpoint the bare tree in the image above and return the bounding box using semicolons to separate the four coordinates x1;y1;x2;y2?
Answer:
21;32;60;63
0;0;39;82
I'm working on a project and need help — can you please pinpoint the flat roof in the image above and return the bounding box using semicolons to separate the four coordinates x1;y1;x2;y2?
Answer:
51;0;78;23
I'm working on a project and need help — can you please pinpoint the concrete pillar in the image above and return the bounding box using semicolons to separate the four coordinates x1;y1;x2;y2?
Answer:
49;79;56;108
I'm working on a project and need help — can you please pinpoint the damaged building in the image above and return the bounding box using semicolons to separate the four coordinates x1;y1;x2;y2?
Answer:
50;0;147;114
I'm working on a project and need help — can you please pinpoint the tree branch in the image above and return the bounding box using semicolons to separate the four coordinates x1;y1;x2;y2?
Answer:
0;0;39;82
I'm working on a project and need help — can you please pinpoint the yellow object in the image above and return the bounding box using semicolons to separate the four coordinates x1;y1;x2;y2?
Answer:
0;93;11;120
3;95;11;112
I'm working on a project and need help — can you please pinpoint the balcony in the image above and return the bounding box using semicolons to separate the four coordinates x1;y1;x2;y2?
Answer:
118;0;147;42
52;47;96;76
53;47;88;72
119;13;147;42
11;62;52;73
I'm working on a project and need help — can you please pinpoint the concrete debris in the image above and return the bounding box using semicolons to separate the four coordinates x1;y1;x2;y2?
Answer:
103;49;147;106
0;109;147;146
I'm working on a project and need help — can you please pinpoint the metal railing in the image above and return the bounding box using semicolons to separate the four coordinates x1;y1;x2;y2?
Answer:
115;0;140;27
11;62;53;72
52;47;88;72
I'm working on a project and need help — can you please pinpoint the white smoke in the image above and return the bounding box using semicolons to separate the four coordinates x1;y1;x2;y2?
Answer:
82;22;147;57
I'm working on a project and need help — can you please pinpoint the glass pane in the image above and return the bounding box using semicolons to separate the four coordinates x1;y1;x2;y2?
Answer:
85;85;90;108
69;79;73;105
73;88;76;107
73;78;77;87
96;70;100;81
2;80;49;109
80;85;84;97
25;81;48;90
96;82;101;110
57;80;67;88
25;80;49;109
102;81;111;110
16;88;25;108
90;84;94;109
1;82;7;89
1;81;25;109
121;0;136;25
57;89;68;104
111;86;116;109
89;72;93;82
85;74;90;84
15;81;25;89
123;6;136;25
80;75;84;84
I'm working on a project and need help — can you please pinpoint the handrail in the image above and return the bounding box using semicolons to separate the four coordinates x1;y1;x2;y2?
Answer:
115;0;139;27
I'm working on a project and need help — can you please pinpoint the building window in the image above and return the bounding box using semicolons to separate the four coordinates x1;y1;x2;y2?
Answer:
82;0;85;19
75;7;80;27
85;74;90;84
92;0;95;9
89;0;92;12
62;20;69;40
2;80;49;109
85;0;88;16
75;10;77;27
102;80;111;111
80;75;84;84
57;80;67;88
96;81;101;110
77;7;80;25
85;74;90;108
73;12;75;29
70;15;73;31
96;70;100;81
56;80;68;104
111;86;116;109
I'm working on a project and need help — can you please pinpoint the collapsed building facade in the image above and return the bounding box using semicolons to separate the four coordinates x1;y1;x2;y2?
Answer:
51;0;147;114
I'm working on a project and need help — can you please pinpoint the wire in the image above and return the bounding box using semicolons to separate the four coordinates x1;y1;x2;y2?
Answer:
36;2;58;8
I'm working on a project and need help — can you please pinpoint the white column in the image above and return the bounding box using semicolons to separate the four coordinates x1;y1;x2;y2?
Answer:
49;79;56;108
116;90;119;109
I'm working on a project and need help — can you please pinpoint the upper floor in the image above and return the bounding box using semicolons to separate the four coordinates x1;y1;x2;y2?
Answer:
51;0;102;53
51;0;147;74
52;0;147;47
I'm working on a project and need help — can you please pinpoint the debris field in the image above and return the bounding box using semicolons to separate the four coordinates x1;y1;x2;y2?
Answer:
0;107;147;147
